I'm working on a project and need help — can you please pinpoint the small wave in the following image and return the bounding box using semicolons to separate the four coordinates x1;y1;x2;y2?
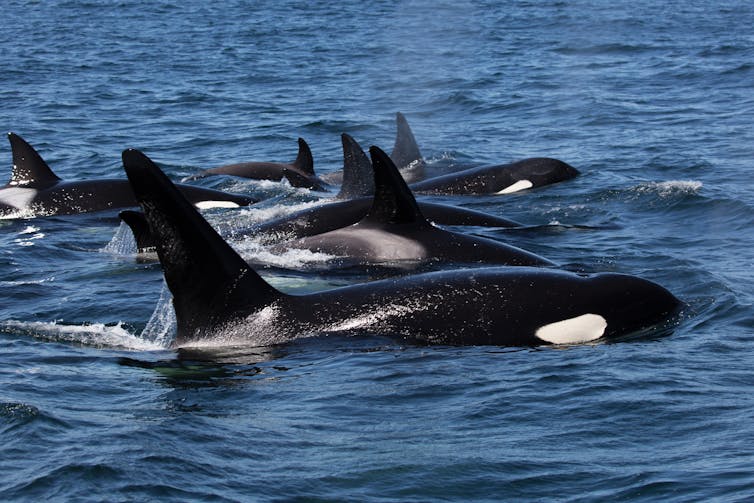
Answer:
234;237;339;269
634;180;703;197
1;320;166;351
217;199;327;231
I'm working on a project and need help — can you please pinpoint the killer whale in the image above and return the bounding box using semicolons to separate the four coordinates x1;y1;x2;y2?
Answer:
121;147;681;348
267;146;550;267
410;157;580;195
243;134;521;243
0;133;255;218
321;112;426;187
182;137;327;190
119;134;522;253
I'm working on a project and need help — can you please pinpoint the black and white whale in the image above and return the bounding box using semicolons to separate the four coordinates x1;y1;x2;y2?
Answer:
182;137;327;190
119;133;522;252
410;157;580;195
121;147;682;348
0;133;255;218
240;133;521;243
267;146;549;267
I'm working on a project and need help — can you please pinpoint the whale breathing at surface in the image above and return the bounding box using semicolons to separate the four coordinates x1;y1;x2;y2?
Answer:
121;147;681;349
181;137;326;190
410;157;580;195
0;133;255;218
268;146;551;267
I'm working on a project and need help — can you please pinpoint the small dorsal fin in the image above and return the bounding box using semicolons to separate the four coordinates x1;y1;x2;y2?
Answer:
362;146;429;226
118;210;156;252
282;168;327;191
335;133;374;199
7;132;62;188
292;137;315;176
121;148;282;343
390;112;423;170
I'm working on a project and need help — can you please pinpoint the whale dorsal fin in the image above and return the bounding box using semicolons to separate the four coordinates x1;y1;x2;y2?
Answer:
390;112;423;170
282;167;326;191
121;148;282;342
7;132;62;188
335;133;374;199
292;137;315;176
361;146;429;226
118;210;156;252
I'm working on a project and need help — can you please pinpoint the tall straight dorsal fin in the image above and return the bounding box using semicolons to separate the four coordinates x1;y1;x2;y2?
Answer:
362;146;429;226
121;148;281;342
118;210;156;252
335;133;374;199
7;132;62;188
292;137;315;176
390;112;423;170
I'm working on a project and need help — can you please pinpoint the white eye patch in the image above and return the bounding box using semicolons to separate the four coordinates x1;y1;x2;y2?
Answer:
535;313;607;344
496;179;533;194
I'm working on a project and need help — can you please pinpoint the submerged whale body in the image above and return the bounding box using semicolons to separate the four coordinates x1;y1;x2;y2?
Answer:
121;147;681;349
268;146;550;267
252;133;520;239
410;157;580;195
0;133;255;218
182;137;326;190
119;134;522;253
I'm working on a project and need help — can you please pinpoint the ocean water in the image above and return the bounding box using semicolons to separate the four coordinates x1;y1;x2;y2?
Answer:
1;0;754;500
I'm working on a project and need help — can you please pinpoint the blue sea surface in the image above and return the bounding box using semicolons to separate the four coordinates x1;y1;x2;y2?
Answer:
2;0;754;500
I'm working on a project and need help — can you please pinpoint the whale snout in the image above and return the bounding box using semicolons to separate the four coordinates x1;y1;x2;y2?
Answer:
594;273;682;337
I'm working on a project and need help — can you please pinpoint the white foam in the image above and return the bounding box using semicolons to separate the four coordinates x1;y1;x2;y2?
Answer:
636;180;702;197
233;237;338;268
1;320;166;351
535;313;607;344
497;179;533;194
228;199;328;226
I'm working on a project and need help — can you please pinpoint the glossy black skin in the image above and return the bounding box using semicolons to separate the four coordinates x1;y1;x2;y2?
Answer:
238;197;522;244
122;147;681;349
410;157;580;195
226;266;681;347
182;138;325;190
269;147;549;267
0;179;255;218
0;132;254;217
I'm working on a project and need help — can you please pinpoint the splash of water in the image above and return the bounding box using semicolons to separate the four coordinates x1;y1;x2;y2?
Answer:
101;222;138;255
141;282;177;347
0;320;165;351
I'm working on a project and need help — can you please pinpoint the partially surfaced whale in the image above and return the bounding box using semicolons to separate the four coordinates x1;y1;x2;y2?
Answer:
121;147;681;348
182;137;326;190
268;146;550;267
410;157;580;195
0;133;255;218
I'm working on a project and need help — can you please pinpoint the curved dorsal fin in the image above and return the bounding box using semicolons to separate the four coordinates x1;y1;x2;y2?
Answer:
335;133;374;199
390;112;423;170
7;132;62;188
121;148;282;343
361;146;429;226
118;210;156;252
282;167;327;191
292;137;315;176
